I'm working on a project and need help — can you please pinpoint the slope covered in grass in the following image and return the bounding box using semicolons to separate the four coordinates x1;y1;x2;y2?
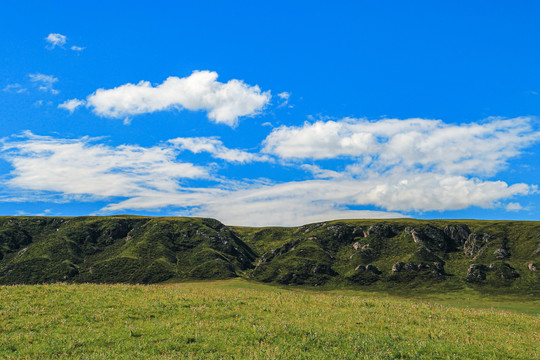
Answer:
0;280;538;359
0;216;538;294
234;219;540;294
0;216;255;285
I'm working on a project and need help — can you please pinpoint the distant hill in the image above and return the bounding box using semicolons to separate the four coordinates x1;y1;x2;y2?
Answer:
0;216;538;294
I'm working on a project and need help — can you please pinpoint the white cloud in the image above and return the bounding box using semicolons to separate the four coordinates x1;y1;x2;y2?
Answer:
277;91;293;108
1;117;538;226
169;137;270;163
1;132;208;199
99;172;534;226
263;117;539;176
45;33;66;48
3;83;26;94
278;92;290;100
300;164;344;179
28;73;59;94
70;45;85;52
58;98;86;113
85;71;271;126
505;202;524;211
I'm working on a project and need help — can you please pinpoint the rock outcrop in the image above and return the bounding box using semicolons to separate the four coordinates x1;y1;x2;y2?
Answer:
464;233;492;257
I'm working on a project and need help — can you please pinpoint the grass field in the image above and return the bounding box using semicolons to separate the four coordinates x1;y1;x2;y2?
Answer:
0;280;538;359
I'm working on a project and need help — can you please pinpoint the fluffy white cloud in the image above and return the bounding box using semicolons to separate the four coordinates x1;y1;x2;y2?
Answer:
169;137;270;163
1;117;538;226
263;117;539;176
58;98;86;113
28;73;59;94
1;132;208;199
45;33;66;48
85;71;271;126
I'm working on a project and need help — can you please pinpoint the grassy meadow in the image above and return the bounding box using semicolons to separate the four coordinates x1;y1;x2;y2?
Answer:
0;279;538;359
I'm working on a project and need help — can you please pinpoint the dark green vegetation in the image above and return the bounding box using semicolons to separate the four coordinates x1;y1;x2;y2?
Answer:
0;216;539;294
0;280;538;359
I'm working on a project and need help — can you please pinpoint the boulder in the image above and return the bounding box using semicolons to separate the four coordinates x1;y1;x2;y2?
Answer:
405;226;454;252
493;247;510;259
365;224;397;238
443;224;471;246
392;262;405;273
466;264;489;281
464;233;491;257
404;262;417;271
325;224;355;243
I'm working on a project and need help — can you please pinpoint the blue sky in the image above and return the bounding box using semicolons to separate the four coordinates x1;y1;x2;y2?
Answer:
1;1;539;226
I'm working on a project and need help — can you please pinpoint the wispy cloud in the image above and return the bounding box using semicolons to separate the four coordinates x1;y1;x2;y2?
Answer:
45;33;84;52
1;132;208;200
45;33;67;48
277;91;292;108
300;164;344;179
70;45;85;52
169;137;271;163
186;175;530;226
97;171;533;226
2;83;26;94
81;71;271;126
28;73;59;94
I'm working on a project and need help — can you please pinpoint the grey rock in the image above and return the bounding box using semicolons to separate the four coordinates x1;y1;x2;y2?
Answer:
404;262;417;271
366;225;397;238
392;262;405;273
467;264;489;281
405;226;454;252
493;248;510;259
443;224;471;246
464;233;492;257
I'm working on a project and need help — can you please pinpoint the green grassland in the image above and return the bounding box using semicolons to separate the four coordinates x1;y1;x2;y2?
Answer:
0;279;538;359
0;216;538;358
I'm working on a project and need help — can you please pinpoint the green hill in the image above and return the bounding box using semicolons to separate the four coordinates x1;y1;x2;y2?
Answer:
0;216;538;294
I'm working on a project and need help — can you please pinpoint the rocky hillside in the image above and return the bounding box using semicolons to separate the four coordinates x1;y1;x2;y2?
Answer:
0;216;538;293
